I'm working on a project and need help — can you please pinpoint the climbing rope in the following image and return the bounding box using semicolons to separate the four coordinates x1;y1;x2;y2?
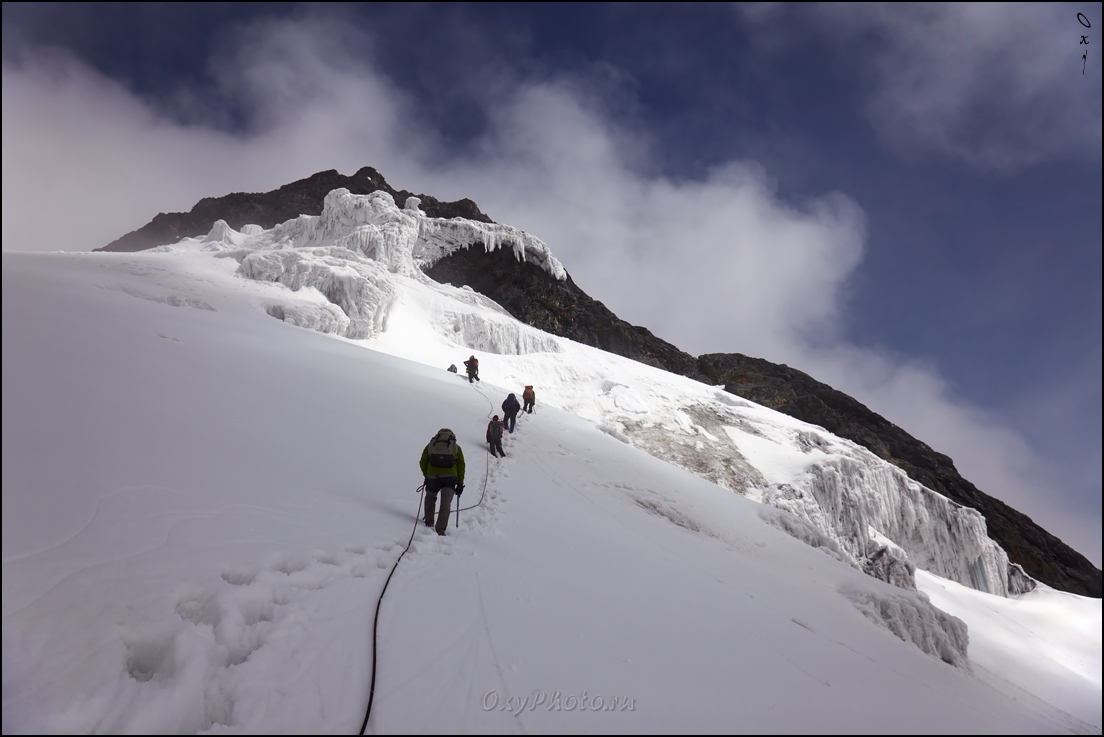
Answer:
359;482;424;734
360;379;498;733
459;381;497;513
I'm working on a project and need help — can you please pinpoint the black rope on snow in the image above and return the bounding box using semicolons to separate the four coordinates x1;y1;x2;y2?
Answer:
460;381;496;512
360;381;498;732
359;483;424;735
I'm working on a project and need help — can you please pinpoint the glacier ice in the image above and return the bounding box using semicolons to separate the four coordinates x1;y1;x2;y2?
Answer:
169;189;565;349
191;188;566;280
157;185;1031;599
770;453;1017;596
237;247;397;339
844;585;971;670
606;396;1027;597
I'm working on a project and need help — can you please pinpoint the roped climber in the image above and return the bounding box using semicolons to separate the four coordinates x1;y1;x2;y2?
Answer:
502;393;521;433
419;428;466;535
487;415;506;458
463;355;480;383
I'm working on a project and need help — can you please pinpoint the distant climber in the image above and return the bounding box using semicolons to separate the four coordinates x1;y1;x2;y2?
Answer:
487;415;506;458
501;393;521;433
464;355;480;383
447;364;458;373
419;428;466;535
522;385;536;414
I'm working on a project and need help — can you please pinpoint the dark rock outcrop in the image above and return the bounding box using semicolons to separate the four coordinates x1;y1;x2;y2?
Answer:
96;167;490;252
423;245;705;379
102;168;1102;598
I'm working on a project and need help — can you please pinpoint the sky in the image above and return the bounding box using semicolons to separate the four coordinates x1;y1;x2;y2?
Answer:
2;240;1099;733
1;3;1101;565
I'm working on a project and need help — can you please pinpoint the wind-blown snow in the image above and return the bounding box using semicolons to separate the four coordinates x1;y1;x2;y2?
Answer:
3;191;1100;733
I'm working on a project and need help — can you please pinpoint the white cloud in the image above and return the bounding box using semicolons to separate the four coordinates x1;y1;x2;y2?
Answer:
816;3;1102;170
2;16;416;253
3;45;224;252
2;15;1098;565
425;82;866;361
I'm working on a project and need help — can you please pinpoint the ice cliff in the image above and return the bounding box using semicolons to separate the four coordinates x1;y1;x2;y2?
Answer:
197;188;564;280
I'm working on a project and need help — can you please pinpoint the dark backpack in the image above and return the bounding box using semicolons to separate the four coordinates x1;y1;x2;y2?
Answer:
487;420;503;441
428;429;458;467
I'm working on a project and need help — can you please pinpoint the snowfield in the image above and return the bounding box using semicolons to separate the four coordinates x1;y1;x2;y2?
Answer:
3;190;1100;733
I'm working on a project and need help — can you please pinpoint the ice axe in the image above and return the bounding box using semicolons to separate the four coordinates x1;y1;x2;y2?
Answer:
455;482;464;529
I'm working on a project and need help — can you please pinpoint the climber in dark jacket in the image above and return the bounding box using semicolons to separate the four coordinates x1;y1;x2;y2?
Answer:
501;393;521;433
463;356;480;383
487;415;506;458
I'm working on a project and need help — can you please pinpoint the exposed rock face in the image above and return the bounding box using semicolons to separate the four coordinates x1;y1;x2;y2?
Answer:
423;244;705;379
96;167;491;253
102;169;1102;598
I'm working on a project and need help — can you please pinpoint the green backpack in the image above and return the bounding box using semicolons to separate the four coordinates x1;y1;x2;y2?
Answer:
428;429;458;467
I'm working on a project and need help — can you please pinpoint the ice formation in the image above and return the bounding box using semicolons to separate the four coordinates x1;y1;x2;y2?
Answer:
760;451;1020;596
239;247;396;339
189;188;565;280
164;187;1030;598
593;388;1028;597
844;585;971;669
168;189;566;347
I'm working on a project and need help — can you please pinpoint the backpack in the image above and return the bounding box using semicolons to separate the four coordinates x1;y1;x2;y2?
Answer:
428;429;458;467
487;420;503;440
523;386;534;401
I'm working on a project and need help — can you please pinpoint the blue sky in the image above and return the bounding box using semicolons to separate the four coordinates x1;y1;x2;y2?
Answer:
2;3;1100;564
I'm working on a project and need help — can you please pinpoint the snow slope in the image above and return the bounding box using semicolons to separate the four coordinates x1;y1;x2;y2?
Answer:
2;191;1100;733
181;189;1029;599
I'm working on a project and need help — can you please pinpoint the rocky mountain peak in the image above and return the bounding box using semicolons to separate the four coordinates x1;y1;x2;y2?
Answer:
97;167;491;253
